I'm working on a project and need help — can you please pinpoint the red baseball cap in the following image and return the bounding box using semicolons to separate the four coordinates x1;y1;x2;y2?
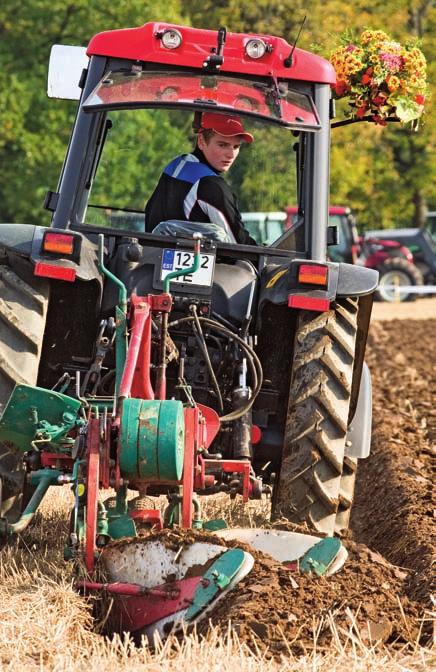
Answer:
200;112;254;143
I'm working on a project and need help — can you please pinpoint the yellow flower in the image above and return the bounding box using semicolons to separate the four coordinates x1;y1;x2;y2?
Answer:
411;47;424;59
386;75;400;92
361;29;389;45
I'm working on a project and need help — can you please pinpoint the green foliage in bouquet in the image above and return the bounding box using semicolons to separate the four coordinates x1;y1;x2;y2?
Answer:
330;29;427;126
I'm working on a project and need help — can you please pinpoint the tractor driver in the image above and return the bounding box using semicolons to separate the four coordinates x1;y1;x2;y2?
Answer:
144;112;256;245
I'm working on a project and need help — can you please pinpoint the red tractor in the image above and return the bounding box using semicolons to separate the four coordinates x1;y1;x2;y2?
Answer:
0;22;377;638
286;205;423;301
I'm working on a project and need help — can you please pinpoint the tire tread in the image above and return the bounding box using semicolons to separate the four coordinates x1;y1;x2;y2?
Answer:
272;298;358;535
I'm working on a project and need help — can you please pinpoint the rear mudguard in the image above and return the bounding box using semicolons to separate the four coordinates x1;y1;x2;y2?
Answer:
0;223;100;283
336;262;379;296
258;259;378;308
0;222;35;256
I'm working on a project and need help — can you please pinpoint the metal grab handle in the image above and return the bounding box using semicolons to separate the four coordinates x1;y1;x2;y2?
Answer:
97;234;127;314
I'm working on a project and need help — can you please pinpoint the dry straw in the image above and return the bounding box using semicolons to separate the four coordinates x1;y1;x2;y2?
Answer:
0;490;433;671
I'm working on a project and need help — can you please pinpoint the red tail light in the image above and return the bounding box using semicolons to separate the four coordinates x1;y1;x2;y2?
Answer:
351;244;360;264
251;425;262;445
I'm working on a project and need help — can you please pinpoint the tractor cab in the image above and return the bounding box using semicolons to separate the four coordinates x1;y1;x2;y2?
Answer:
46;22;333;262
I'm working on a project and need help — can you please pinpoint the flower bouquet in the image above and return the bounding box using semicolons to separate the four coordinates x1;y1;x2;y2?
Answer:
330;29;427;126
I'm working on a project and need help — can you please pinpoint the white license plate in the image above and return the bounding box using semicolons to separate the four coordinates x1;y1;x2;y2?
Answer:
161;249;215;286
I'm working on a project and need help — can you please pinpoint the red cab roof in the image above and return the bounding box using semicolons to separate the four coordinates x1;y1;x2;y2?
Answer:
87;22;336;85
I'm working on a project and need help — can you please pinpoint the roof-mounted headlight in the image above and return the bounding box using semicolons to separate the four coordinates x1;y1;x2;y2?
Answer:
245;38;268;59
160;29;183;50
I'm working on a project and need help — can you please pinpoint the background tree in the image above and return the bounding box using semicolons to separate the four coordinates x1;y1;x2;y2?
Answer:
0;0;185;224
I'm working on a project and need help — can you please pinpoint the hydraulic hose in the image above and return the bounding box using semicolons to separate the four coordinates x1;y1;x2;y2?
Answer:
190;305;224;414
168;315;263;422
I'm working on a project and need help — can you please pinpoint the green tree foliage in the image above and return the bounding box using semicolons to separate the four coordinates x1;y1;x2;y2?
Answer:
90;109;192;211
187;0;309;38
0;1;434;229
0;0;185;224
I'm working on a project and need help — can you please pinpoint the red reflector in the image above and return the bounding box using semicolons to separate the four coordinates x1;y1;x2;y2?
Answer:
251;425;262;445
298;264;328;286
43;232;75;255
288;295;330;312
34;262;76;282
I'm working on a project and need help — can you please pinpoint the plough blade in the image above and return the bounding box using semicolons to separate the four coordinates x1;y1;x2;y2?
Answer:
215;528;348;576
85;528;347;643
96;538;254;641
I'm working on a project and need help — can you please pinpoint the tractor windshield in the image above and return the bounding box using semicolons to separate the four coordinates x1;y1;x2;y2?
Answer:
80;106;301;250
83;70;320;132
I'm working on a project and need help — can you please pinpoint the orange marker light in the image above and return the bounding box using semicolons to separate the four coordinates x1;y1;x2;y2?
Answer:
298;264;328;286
43;232;75;255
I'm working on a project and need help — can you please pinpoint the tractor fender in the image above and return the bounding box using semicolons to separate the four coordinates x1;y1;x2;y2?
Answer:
336;263;378;297
258;259;378;310
30;227;100;282
0;223;35;257
0;223;100;283
345;362;372;459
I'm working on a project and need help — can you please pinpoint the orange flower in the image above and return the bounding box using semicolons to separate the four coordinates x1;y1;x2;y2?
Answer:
386;75;400;92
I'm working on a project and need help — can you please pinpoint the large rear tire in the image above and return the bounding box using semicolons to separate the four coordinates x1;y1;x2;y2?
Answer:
272;298;358;536
0;264;49;522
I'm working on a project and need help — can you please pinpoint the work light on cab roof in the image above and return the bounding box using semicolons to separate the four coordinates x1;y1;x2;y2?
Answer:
245;38;269;59
159;28;183;50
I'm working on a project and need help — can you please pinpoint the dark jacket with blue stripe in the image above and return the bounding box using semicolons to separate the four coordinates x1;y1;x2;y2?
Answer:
144;147;255;245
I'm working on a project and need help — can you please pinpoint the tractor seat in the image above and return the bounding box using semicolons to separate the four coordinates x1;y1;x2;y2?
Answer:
152;220;236;243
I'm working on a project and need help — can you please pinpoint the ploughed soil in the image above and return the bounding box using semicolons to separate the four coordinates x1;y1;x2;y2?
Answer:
192;315;435;655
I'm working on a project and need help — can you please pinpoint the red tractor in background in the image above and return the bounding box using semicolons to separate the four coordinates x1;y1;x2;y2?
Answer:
285;206;423;301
